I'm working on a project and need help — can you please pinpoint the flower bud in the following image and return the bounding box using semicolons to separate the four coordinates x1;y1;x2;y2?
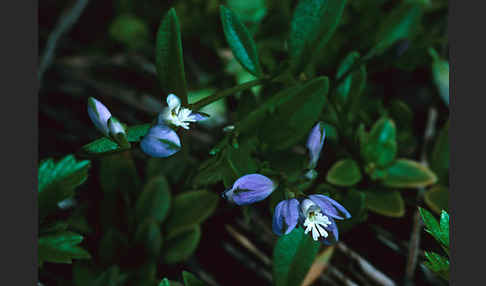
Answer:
306;122;326;169
87;97;112;136
272;199;300;235
222;174;276;206
108;117;130;148
140;124;181;158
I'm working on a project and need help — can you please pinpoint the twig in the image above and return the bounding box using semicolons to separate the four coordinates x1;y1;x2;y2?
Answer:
38;0;90;85
404;108;438;285
328;266;360;286
225;225;272;266
336;242;396;286
221;242;273;283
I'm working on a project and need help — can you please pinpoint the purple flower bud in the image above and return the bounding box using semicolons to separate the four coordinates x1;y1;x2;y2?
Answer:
272;199;300;235
306;122;326;169
140;124;181;158
87;97;112;136
223;174;276;206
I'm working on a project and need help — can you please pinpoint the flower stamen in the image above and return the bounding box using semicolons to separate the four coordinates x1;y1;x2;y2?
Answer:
303;210;331;241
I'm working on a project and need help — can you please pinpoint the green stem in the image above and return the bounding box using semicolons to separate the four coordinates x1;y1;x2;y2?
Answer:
189;78;268;110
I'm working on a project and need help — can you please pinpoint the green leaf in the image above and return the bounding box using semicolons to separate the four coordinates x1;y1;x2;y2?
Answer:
222;139;259;187
273;228;321;286
432;57;450;106
259;77;329;150
220;5;263;77
192;156;225;188
93;265;128;286
335;52;367;118
419;207;449;249
134;219;163;257
156;8;188;104
429;120;449;184
361;117;397;168
424;251;449;280
382;159;437;188
424;185;449;214
439;210;450;248
80;124;151;157
98;228;128;265
364;190;405;218
38;231;91;266
182;271;205;286
164;190;219;238
372;3;423;56
289;0;347;73
135;176;171;223
159;278;170;286
162;226;201;264
38;155;90;220
326;159;362;187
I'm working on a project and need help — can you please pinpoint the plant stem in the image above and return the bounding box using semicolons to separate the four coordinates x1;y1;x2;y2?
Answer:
189;78;268;110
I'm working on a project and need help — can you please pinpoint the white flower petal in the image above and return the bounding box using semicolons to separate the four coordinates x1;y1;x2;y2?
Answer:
167;94;181;110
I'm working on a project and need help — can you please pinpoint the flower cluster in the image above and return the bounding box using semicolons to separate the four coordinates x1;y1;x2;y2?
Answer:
222;122;350;244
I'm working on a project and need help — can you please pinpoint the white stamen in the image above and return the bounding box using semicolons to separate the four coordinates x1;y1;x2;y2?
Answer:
160;94;198;129
303;210;331;241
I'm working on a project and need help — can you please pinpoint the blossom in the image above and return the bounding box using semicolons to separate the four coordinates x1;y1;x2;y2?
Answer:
159;94;207;130
222;174;277;206
272;194;351;244
272;199;300;235
306;122;326;169
87;97;112;136
140;124;181;158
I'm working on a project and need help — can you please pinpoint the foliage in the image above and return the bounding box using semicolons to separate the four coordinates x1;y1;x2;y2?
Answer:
39;0;449;284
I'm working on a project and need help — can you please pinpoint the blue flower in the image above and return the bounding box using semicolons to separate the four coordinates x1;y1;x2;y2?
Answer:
272;194;351;244
272;199;300;235
140;94;209;158
306;122;326;169
140;124;181;158
222;174;277;205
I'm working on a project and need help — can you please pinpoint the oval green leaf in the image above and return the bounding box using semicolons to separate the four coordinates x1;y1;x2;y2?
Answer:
162;225;201;264
361;117;397;167
289;0;347;73
424;185;449;215
79;124;151;157
259;77;329;150
134;219;163;257
364;190;405;218
273;228;320;286
220;5;263;77
371;3;423;56
326;159;362;187
429;120;449;184
135;176;171;223
156;8;188;104
382;159;437;188
164;190;219;238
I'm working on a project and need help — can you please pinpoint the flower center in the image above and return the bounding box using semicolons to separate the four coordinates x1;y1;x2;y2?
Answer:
303;210;331;241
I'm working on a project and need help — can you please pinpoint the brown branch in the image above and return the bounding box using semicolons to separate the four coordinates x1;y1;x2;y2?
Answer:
404;108;438;285
336;243;396;286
